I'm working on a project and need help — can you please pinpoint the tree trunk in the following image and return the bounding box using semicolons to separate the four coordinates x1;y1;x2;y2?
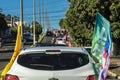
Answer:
112;42;119;56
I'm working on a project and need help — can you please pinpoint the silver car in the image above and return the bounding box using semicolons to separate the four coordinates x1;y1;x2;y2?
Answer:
5;46;95;80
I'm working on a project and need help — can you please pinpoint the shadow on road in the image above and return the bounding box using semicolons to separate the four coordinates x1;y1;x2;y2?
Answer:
0;59;10;62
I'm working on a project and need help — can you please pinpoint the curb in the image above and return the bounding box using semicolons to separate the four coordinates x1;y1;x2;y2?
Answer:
108;70;120;80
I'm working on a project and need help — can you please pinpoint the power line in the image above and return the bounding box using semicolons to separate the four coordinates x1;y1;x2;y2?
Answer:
1;1;68;11
24;15;64;18
1;0;68;29
3;9;66;18
45;0;68;5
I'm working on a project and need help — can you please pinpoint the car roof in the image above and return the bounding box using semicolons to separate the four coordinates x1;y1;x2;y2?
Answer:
20;46;88;55
35;43;67;47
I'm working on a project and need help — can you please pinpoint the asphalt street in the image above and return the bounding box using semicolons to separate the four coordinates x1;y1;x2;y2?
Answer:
0;36;52;70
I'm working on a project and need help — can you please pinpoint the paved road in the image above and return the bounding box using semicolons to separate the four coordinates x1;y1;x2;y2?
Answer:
41;36;52;43
0;43;32;70
0;36;52;70
0;52;12;70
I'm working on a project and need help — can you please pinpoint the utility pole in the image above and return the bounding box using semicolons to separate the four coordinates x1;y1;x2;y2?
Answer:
20;0;23;48
33;0;36;45
38;0;41;24
42;0;45;33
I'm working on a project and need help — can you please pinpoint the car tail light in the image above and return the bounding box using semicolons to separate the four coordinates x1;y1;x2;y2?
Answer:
86;75;95;80
5;74;19;80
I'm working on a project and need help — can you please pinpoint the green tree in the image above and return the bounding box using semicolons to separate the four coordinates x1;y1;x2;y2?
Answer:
60;0;96;46
10;27;17;39
31;21;42;40
0;13;8;37
109;0;120;55
60;0;120;55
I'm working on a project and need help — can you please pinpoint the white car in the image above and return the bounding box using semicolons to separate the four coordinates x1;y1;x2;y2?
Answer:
5;46;95;80
55;38;66;45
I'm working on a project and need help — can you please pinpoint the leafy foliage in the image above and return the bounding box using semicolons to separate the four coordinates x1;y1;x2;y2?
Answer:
110;0;120;40
31;21;42;38
10;27;17;39
0;13;8;36
59;0;120;46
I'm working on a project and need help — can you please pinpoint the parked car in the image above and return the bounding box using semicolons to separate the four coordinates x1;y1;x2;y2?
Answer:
4;46;95;80
23;33;33;43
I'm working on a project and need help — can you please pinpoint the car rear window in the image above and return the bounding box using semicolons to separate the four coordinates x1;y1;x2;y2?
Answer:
57;39;62;40
17;53;89;70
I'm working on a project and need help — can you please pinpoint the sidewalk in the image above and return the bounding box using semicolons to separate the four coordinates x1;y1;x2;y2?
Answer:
108;71;120;80
108;58;120;80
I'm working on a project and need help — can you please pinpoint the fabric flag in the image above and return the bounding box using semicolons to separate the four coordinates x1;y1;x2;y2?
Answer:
62;34;67;42
91;13;112;80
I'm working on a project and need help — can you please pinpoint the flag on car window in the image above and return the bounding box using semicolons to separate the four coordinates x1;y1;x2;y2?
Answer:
91;13;112;80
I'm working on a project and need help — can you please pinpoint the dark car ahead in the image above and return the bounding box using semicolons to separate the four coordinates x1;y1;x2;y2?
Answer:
23;33;33;43
46;31;53;36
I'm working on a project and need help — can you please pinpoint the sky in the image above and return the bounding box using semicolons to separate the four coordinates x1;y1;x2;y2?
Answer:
0;0;69;29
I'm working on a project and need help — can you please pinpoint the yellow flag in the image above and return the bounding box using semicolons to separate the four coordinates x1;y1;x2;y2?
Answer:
0;22;21;80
